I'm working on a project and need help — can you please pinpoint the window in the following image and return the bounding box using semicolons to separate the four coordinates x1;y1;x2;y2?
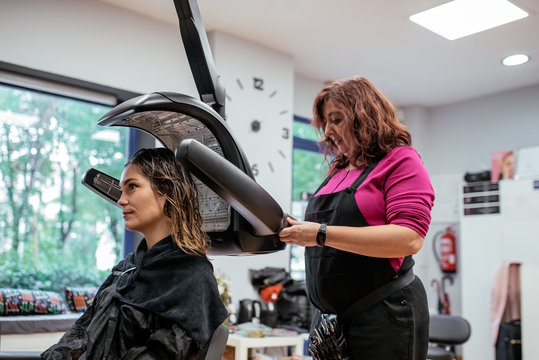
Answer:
289;115;329;280
0;65;135;293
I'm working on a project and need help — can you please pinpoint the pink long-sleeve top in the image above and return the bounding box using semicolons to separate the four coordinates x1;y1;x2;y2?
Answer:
315;146;435;271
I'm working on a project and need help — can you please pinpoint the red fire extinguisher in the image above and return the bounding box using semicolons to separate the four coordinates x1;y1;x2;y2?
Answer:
432;226;457;273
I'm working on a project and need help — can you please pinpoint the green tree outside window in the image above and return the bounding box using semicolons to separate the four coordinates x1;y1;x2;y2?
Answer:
0;83;127;293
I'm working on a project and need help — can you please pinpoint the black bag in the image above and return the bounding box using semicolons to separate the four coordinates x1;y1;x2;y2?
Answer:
275;280;312;332
496;320;521;360
249;267;289;290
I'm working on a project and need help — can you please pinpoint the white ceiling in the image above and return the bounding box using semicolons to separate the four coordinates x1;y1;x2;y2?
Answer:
98;0;539;107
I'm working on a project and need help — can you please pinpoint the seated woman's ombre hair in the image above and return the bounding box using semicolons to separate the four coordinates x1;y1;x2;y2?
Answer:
126;147;209;257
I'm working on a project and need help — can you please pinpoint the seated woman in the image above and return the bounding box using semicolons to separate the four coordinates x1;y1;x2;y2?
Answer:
42;148;228;359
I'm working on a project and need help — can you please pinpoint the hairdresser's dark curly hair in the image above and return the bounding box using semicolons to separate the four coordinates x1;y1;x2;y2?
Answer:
126;147;208;257
312;76;411;170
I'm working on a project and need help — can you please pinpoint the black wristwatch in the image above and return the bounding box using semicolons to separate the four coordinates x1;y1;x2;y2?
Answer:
316;223;327;247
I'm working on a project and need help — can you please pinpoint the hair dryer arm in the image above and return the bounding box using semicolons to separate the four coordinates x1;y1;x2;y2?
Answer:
176;139;288;236
173;0;225;117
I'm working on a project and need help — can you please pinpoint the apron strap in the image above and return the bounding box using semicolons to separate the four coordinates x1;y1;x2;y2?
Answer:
314;155;384;196
338;269;415;328
349;165;376;192
312;170;334;195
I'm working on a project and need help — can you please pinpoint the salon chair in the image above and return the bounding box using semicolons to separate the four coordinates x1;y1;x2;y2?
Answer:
427;314;471;360
205;324;229;360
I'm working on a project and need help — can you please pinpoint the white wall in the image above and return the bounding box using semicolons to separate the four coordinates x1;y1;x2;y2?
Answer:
0;0;197;96
400;105;429;157
522;264;539;359
416;84;539;176
293;74;324;119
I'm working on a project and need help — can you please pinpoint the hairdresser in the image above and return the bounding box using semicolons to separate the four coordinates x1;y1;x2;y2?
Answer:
279;76;435;359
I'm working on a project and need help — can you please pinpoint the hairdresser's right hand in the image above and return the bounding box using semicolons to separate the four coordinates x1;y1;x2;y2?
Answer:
279;217;319;248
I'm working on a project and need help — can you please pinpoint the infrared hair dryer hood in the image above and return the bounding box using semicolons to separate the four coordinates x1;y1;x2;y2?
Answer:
84;91;287;255
82;0;287;255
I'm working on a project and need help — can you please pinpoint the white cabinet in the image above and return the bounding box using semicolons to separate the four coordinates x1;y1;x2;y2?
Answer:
459;179;539;360
460;213;502;360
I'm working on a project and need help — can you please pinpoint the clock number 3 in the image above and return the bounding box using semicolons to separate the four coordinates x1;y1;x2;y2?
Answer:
282;127;290;139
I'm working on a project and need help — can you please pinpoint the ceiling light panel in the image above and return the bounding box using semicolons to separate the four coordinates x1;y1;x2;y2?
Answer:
409;0;529;40
502;54;530;66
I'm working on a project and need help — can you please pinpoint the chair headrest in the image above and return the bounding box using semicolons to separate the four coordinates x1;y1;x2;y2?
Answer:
429;314;471;345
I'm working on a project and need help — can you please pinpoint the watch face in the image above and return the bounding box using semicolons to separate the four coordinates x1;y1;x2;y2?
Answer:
225;75;293;204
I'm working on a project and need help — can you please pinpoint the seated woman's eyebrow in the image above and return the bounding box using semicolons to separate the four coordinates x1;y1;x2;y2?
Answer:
121;178;137;187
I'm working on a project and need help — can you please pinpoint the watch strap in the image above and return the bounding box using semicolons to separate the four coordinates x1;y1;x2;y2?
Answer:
316;223;327;247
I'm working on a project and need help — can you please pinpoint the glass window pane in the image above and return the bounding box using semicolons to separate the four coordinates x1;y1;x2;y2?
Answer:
289;119;330;281
0;83;127;293
293;121;322;142
292;149;328;203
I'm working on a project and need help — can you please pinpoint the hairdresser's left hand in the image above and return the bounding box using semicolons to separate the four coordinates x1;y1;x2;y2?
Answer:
279;217;320;247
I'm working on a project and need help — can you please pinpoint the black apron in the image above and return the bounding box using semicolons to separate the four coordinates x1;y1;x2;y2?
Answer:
304;166;414;315
304;166;428;360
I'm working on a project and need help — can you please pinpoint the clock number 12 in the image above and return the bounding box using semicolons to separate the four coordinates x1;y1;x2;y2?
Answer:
253;77;264;91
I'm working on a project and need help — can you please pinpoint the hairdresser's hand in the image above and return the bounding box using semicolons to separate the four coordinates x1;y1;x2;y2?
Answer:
281;213;297;228
279;217;320;247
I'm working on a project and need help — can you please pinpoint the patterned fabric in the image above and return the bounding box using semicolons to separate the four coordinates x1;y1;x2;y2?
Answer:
64;287;98;313
0;288;66;315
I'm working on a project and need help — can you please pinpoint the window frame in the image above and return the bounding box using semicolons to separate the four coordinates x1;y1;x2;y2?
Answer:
290;114;328;280
0;61;141;257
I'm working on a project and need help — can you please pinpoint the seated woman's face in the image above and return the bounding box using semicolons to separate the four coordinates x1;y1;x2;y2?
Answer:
118;164;169;234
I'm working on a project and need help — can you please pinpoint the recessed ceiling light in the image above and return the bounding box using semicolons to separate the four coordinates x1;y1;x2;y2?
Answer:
409;0;528;40
502;54;530;66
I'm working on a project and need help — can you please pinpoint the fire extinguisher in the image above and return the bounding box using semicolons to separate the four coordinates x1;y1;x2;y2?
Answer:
432;226;457;273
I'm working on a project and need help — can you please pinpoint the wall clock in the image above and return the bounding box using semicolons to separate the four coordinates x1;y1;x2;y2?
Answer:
226;75;291;188
208;30;294;211
208;31;294;303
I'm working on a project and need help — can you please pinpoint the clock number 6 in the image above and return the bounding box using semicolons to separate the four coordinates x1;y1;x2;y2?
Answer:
251;163;259;177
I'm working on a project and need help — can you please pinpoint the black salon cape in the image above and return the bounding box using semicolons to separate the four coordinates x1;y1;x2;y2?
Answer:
42;235;227;359
113;235;227;348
